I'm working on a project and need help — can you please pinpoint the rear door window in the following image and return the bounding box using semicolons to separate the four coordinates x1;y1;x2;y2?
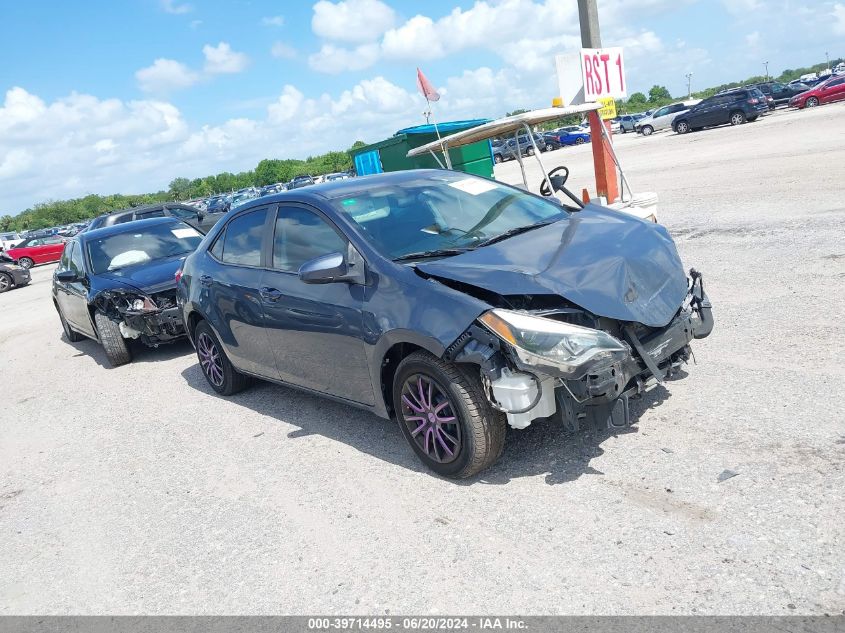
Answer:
218;209;267;267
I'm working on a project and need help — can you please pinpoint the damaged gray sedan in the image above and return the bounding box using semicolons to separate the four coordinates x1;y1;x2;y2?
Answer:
52;217;203;366
178;170;713;478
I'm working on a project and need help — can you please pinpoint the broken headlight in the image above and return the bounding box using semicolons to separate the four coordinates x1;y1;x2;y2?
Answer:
124;295;158;313
478;309;628;379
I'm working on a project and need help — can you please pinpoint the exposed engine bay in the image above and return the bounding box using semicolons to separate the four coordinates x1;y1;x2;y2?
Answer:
92;288;185;347
445;270;714;431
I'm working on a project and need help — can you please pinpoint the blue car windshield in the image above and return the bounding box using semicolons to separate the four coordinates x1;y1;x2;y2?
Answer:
87;222;203;274
328;173;567;260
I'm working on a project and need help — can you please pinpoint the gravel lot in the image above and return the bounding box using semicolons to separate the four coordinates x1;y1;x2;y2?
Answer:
1;104;844;615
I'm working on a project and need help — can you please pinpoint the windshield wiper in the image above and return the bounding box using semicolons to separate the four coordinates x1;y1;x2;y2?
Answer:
393;248;472;262
473;219;560;248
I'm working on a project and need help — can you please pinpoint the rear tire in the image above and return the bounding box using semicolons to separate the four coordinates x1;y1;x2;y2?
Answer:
574;137;585;145
57;304;84;342
18;257;34;270
194;320;252;396
675;120;690;134
494;154;503;164
806;97;819;107
0;272;12;293
526;147;534;156
94;311;132;367
641;125;654;136
393;351;506;478
729;111;746;125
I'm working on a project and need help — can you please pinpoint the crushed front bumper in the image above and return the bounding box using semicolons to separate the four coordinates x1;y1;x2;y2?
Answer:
121;306;186;347
555;271;713;429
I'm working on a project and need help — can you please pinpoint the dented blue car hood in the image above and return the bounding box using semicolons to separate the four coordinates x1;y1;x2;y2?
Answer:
417;204;688;328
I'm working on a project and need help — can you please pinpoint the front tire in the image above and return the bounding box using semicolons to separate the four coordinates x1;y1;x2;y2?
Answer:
641;125;654;136
194;320;252;396
494;154;503;164
0;272;12;293
393;351;506;478
730;111;746;125
18;257;34;270
94;311;132;367
675;120;690;134
574;137;585;145
806;96;819;107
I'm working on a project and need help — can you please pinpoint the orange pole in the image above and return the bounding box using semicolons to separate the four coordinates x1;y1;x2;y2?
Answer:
587;110;619;204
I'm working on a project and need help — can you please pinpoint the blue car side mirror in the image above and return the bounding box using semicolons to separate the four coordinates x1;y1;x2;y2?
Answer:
299;252;347;284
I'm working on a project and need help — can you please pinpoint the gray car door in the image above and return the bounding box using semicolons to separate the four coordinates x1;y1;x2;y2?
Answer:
202;206;279;379
59;242;97;338
258;204;374;405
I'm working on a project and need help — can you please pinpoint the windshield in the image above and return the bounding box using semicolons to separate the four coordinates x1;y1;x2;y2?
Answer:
328;173;567;260
86;222;203;274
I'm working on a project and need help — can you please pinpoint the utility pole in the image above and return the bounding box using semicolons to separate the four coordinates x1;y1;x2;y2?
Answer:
825;51;830;70
577;0;601;47
685;72;693;98
576;0;618;204
763;61;769;81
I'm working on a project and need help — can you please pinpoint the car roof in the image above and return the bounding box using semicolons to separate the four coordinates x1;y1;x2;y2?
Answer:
236;169;462;210
78;216;184;241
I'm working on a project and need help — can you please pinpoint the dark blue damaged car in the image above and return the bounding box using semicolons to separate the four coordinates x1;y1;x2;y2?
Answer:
177;169;713;478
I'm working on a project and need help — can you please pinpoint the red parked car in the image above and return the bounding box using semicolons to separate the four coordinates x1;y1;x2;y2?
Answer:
789;75;845;108
5;235;66;269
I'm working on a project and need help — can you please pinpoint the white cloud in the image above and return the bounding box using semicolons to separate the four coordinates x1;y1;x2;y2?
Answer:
721;0;760;13
271;41;297;59
261;15;285;27
745;30;761;48
833;3;845;35
160;0;192;14
189;19;202;29
202;42;250;74
308;43;380;73
312;0;396;43
135;59;200;93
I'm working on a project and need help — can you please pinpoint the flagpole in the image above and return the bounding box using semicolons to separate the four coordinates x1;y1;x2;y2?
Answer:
427;98;451;169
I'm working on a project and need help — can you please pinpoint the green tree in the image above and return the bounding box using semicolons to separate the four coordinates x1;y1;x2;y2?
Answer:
628;92;647;104
648;85;672;102
168;177;192;199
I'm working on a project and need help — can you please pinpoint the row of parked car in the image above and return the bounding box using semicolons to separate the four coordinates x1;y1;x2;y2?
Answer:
615;75;845;139
491;126;591;163
36;168;713;478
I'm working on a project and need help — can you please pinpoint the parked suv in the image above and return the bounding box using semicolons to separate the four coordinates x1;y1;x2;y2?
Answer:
492;135;545;163
636;101;700;136
749;81;811;108
618;114;643;133
672;89;768;134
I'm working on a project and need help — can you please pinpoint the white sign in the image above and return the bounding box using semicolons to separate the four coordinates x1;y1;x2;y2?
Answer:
580;47;627;100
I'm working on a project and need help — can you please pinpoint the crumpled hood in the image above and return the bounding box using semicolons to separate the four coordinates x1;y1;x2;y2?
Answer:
98;254;186;294
417;204;688;328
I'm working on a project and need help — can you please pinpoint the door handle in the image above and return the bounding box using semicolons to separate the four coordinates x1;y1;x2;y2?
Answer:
259;287;283;302
200;274;213;287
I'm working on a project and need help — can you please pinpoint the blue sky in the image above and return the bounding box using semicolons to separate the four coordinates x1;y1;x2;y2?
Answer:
1;0;843;214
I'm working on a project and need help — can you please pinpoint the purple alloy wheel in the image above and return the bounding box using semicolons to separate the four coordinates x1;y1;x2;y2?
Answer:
400;374;461;464
197;332;224;387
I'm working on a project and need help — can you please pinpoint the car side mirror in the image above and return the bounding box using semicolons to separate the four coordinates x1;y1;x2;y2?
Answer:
56;270;79;283
299;245;367;285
